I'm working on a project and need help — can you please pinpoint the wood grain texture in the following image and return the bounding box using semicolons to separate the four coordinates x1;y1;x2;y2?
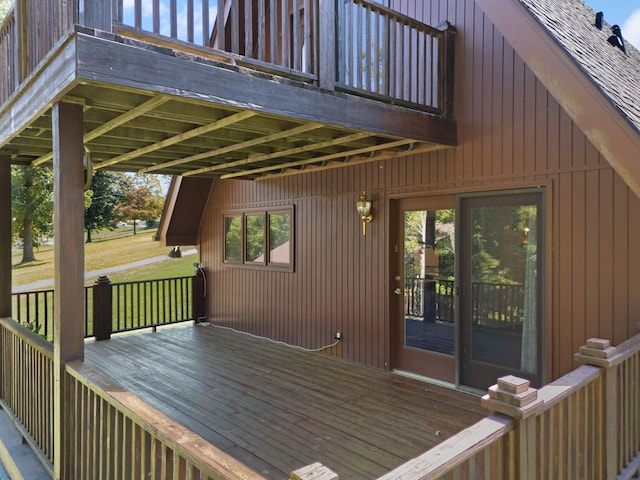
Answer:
196;0;639;383
84;323;485;480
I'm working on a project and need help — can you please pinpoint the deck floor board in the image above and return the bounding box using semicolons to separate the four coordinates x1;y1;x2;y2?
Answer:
84;324;485;480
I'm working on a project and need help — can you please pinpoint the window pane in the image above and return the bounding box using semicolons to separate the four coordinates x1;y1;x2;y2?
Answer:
224;215;242;262
269;212;291;264
245;214;265;263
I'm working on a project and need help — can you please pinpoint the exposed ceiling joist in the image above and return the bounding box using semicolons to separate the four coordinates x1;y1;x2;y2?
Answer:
32;94;171;166
183;131;376;177
258;142;444;180
94;110;257;170
221;138;416;179
139;121;325;174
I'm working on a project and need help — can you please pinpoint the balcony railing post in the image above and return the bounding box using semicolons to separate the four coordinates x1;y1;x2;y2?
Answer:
574;338;619;479
437;21;456;119
14;0;29;83
0;157;10;318
81;0;114;31
481;375;544;479
317;0;336;91
93;275;113;341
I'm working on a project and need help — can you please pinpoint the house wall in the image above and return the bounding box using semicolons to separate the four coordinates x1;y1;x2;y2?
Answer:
198;0;640;381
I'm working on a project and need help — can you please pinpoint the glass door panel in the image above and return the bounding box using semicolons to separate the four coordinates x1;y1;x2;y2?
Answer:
393;196;456;382
458;191;544;390
403;208;456;355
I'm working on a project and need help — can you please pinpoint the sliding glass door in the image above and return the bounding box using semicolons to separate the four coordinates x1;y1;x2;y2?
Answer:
457;190;545;390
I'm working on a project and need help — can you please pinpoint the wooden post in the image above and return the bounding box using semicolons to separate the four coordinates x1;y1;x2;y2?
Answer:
0;157;11;318
192;266;206;322
81;0;114;31
317;0;336;90
481;376;544;479
291;462;339;480
437;21;456;119
52;101;85;480
14;0;29;84
574;338;618;480
93;275;112;340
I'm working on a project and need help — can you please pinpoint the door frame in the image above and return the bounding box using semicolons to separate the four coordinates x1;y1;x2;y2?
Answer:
389;195;456;383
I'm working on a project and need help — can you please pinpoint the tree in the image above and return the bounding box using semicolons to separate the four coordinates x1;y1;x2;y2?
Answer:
84;171;127;242
116;174;164;235
11;165;54;263
0;0;12;19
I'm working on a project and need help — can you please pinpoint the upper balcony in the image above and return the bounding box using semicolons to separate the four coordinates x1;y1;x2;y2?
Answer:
0;0;456;179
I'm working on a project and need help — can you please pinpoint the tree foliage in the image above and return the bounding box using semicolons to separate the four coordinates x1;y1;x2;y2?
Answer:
11;165;54;263
116;174;164;235
84;171;128;242
0;0;12;19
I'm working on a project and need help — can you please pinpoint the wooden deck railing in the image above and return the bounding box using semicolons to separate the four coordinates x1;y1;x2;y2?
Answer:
64;361;267;480
373;335;640;480
1;0;454;115
0;7;16;103
0;318;54;476
11;274;202;342
337;0;455;114
405;278;524;328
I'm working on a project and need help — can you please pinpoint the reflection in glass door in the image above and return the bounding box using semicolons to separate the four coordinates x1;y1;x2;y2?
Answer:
394;197;456;382
458;191;544;390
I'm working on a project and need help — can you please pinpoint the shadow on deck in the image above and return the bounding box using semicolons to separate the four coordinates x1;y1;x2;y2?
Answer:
85;323;484;479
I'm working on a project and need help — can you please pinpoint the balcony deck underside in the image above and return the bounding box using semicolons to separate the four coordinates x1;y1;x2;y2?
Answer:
0;28;456;180
85;324;484;479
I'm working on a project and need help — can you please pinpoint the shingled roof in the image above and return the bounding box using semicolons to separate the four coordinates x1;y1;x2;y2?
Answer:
518;0;640;134
476;0;640;198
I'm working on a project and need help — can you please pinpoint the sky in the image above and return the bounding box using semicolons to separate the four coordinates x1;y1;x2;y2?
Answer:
583;0;640;48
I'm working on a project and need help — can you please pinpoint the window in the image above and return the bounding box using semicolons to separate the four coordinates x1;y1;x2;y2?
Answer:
223;206;294;270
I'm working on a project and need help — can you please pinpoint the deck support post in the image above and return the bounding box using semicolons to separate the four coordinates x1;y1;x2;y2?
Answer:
52;102;85;480
481;375;544;479
0;157;11;318
574;338;618;479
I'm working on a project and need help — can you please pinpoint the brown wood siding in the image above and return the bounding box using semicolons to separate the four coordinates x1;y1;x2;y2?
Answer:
197;0;640;381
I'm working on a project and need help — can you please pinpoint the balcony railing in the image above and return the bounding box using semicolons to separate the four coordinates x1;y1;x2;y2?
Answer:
0;0;455;115
11;274;203;342
404;278;524;329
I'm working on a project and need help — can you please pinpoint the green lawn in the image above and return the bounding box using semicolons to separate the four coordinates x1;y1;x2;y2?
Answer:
12;227;197;286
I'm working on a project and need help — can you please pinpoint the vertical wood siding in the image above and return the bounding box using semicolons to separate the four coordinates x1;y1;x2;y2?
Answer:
198;0;640;380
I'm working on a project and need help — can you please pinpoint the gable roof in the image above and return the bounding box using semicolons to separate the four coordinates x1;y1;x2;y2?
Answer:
476;0;640;198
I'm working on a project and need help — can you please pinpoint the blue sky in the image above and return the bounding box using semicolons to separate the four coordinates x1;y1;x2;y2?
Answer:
583;0;640;48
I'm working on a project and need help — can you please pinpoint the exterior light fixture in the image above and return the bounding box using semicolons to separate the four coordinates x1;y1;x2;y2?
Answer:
356;192;373;236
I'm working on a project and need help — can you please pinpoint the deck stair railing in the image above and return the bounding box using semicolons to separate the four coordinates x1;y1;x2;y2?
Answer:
1;0;455;113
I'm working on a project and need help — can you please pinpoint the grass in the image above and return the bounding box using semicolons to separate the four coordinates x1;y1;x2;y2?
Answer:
12;227;196;287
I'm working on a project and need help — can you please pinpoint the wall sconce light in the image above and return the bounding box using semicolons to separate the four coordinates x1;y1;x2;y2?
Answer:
356;192;373;236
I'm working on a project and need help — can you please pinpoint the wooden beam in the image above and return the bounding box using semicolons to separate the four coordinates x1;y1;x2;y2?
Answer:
221;138;416;179
139;121;325;173
32;94;172;166
0;156;11;317
52;102;85;480
0;32;78;148
94;110;257;169
185;131;375;176
75;33;457;145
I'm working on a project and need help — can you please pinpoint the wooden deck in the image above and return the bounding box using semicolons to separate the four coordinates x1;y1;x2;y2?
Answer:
84;323;484;480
